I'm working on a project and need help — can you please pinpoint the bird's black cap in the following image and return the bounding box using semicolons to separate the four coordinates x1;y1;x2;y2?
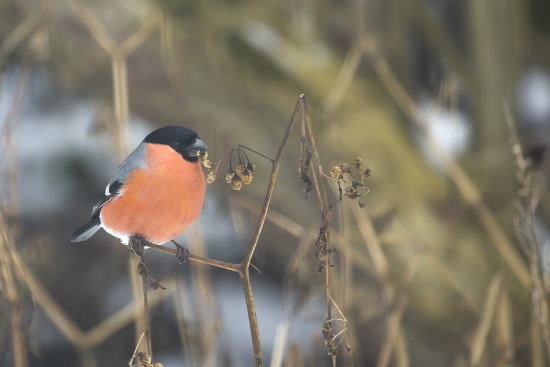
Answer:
144;126;207;162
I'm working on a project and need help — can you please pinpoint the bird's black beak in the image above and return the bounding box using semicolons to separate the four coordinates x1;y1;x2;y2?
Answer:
190;138;208;157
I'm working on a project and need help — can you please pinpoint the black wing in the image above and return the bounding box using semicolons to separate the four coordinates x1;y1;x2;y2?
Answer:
91;180;123;219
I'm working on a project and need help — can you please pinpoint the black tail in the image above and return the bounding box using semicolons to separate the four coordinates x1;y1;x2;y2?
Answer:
70;218;101;242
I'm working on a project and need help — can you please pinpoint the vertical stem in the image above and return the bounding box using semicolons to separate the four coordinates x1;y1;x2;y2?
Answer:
0;232;28;367
240;269;262;366
1;66;31;214
141;259;153;358
79;347;97;367
128;257;146;353
240;98;301;269
301;95;336;363
11;296;28;367
112;54;128;160
236;96;302;367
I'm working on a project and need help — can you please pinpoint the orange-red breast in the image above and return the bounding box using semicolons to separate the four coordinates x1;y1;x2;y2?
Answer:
71;126;207;260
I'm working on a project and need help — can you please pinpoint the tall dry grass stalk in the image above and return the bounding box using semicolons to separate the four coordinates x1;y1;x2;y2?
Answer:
504;102;550;363
0;212;28;367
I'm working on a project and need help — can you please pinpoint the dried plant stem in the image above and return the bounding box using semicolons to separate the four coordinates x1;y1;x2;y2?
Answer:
79;348;97;367
112;55;129;158
300;96;339;365
146;243;240;272
470;275;502;366
503;102;550;362
532;311;545;367
376;296;408;367
0;220;28;367
140;255;153;357
238;95;300;365
239;269;262;365
1;65;31;214
496;289;515;363
129;332;146;367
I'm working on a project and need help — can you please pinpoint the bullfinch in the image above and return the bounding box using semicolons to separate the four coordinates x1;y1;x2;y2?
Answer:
70;126;207;262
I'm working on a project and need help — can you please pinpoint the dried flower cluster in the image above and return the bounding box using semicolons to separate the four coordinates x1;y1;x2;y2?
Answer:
330;157;370;208
225;147;255;190
199;146;256;191
198;151;217;184
130;352;164;367
201;146;256;190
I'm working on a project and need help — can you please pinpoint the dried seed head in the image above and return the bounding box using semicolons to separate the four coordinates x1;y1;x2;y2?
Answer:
359;201;367;208
364;168;371;178
330;166;343;180
207;171;216;184
231;180;242;190
231;174;242;190
246;162;255;173
203;159;212;169
226;171;234;184
241;170;253;184
136;352;152;364
235;164;246;175
353;157;362;169
339;162;351;174
345;187;358;199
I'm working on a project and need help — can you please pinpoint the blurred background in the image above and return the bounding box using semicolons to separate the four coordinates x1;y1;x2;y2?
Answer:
1;0;550;366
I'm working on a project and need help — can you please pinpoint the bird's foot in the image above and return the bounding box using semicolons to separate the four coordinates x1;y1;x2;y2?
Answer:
171;240;190;264
129;235;145;257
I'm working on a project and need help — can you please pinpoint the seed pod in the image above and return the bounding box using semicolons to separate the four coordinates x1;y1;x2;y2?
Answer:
345;186;358;199
353;157;362;169
241;170;253;184
235;164;246;175
246;162;255;173
339;162;351;174
226;171;234;184
207;171;216;184
330;166;342;180
231;174;242;190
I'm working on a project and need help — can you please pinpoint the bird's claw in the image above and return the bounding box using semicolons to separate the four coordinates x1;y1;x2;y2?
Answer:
174;243;190;264
129;235;144;256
